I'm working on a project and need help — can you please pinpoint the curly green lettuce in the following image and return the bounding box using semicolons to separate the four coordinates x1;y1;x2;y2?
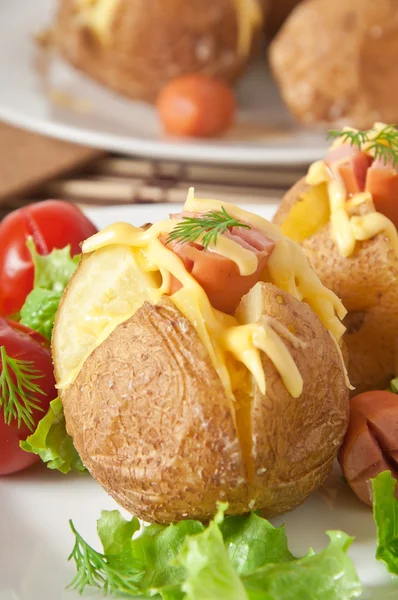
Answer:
372;471;398;575
20;398;85;474
68;505;363;600
20;238;79;340
19;239;84;473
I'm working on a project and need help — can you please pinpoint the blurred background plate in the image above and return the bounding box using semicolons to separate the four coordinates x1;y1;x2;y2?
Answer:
0;0;329;166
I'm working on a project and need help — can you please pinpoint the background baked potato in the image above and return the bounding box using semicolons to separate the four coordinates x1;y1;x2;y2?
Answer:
56;0;268;102
274;178;398;394
53;243;348;523
269;0;398;127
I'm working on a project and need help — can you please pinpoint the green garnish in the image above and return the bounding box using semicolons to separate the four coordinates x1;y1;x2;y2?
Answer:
20;238;80;340
19;239;83;471
68;520;143;595
20;398;86;474
68;505;362;599
327;124;398;166
166;207;251;250
389;377;398;394
0;346;45;430
372;471;398;575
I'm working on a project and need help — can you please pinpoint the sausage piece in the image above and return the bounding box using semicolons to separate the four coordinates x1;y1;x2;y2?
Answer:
339;391;398;505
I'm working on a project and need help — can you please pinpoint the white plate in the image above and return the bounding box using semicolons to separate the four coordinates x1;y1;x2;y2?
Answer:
0;0;330;166
1;202;397;600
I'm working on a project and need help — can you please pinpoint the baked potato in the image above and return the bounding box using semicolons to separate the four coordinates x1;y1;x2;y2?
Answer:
53;193;349;523
273;124;398;394
269;0;398;127
55;0;267;102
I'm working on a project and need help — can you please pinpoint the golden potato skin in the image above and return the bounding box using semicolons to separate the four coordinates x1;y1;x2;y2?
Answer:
236;283;349;516
269;0;398;127
56;0;266;102
62;297;249;523
60;284;348;523
274;180;398;393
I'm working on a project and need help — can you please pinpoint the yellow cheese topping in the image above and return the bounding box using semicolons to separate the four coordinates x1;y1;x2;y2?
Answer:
74;0;120;43
77;189;347;400
233;0;263;57
74;0;262;54
306;123;398;258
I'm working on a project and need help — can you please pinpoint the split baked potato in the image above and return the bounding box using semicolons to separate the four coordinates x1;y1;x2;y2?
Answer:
269;0;398;127
274;124;398;394
53;194;349;523
56;0;267;102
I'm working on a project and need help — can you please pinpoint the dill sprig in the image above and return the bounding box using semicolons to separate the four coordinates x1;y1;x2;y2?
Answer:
327;125;398;166
166;207;251;249
0;346;45;430
68;520;143;596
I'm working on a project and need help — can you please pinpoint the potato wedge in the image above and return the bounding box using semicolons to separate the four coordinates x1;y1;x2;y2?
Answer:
274;179;398;393
55;259;348;522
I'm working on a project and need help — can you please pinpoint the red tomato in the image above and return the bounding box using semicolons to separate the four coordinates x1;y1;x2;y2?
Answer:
157;74;236;138
0;318;56;475
0;200;97;316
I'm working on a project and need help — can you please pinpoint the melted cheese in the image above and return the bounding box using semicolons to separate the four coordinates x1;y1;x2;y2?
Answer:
78;189;347;401
305;140;398;258
233;0;263;57
74;0;262;54
183;196;346;340
74;0;119;43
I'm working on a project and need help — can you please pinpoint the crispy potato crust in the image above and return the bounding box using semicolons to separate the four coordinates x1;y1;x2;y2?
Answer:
274;179;398;393
269;0;398;127
60;283;348;522
63;297;249;523
56;0;266;102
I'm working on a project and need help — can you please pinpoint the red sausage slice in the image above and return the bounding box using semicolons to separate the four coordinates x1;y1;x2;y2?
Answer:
339;391;398;505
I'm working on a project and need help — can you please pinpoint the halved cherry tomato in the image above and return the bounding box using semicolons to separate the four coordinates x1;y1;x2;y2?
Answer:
157;74;236;138
0;200;98;316
0;318;56;475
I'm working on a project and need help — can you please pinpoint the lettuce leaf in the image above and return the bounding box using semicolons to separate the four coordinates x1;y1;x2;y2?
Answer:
19;238;79;340
242;531;361;600
20;288;63;340
372;470;398;574
178;506;248;600
20;398;85;474
220;512;294;575
27;237;80;291
69;505;362;600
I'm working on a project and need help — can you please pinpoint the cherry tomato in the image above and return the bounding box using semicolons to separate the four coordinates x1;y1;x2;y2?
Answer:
157;74;236;138
0;318;56;475
0;200;98;316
